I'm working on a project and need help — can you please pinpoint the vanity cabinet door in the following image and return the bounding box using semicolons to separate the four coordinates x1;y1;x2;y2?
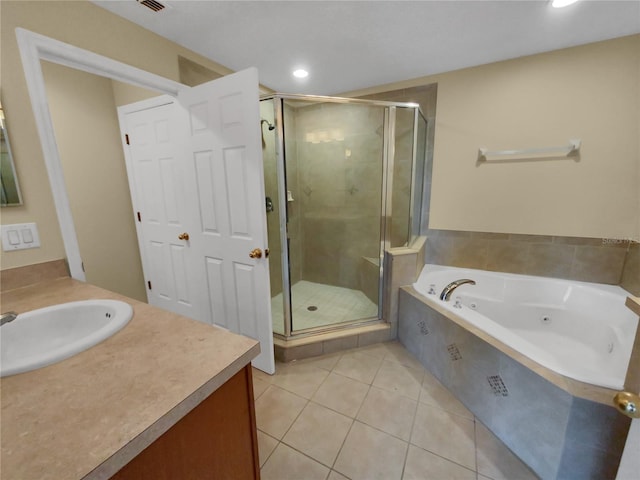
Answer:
111;365;260;479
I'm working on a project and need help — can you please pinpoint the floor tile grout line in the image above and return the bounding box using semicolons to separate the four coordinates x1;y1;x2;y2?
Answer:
328;366;378;387
275;394;311;448
271;362;358;460
417;374;476;420
344;349;385;429
259;359;346;474
278;434;344;472
350;385;473;447
270;369;330;401
417;398;476;422
308;357;374;419
307;398;360;421
350;416;414;445
257;428;280;469
366;382;421;404
473;415;480;477
329;415;358;474
256;383;310;439
406;435;481;474
258;343;529;480
400;382;422;479
325;351;379;476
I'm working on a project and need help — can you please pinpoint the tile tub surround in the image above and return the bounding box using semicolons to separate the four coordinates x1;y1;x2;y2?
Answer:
1;278;260;480
398;287;631;480
620;242;640;296
425;229;638;294
623;296;640;393
253;340;538;480
384;236;426;339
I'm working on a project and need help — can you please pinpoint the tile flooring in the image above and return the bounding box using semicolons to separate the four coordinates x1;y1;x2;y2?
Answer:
252;341;539;480
271;281;378;335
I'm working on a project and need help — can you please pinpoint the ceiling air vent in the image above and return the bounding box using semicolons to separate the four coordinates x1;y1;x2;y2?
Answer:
137;0;166;12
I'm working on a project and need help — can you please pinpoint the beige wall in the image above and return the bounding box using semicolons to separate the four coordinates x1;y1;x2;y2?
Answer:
3;0;637;282
42;62;147;301
0;0;233;271
345;35;640;242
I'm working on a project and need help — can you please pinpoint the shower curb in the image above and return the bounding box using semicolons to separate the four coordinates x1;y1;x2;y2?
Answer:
273;322;392;362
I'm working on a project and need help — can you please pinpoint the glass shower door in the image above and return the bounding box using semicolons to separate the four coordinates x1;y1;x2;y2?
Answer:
284;99;385;332
260;99;287;335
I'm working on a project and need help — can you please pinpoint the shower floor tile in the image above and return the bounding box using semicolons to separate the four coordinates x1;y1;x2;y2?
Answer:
270;280;378;334
253;341;538;480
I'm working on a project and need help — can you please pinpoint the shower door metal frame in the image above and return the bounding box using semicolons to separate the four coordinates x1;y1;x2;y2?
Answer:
273;97;293;337
380;106;395;314
408;108;428;246
261;93;422;338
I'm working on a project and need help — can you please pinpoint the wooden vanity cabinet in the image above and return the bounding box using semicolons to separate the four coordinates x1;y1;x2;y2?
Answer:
111;365;260;480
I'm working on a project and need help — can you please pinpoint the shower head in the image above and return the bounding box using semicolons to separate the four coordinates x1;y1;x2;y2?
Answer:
261;118;275;131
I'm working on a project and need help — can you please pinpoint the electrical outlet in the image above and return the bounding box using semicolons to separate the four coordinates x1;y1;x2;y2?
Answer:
1;223;41;251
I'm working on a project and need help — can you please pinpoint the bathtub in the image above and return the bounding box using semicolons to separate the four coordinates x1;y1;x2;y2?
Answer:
413;264;638;390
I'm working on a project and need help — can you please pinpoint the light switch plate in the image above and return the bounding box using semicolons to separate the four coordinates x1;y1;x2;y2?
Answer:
1;223;41;251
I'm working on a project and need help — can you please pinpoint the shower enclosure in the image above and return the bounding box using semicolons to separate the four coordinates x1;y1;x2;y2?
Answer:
260;94;427;338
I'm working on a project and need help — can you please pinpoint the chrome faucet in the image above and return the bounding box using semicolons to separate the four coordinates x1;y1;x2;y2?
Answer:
439;279;476;301
1;311;18;326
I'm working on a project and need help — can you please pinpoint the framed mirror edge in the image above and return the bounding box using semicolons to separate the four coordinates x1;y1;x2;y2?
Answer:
0;96;24;207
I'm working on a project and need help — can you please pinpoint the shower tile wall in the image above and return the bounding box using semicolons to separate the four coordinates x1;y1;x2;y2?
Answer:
292;102;384;292
360;83;438;240
390;107;414;247
262;102;305;303
260;101;283;299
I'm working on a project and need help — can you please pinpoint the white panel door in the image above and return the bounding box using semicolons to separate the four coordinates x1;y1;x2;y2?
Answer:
119;98;206;322
119;69;274;374
178;68;274;374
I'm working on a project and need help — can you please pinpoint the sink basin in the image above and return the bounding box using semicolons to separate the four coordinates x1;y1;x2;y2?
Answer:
0;299;133;377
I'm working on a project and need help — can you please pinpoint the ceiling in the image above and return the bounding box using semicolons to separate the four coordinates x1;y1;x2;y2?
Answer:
92;0;640;95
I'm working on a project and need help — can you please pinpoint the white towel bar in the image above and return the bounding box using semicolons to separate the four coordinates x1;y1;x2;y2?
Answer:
478;139;581;162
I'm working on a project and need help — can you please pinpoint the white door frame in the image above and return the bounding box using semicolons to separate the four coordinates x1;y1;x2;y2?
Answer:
15;28;187;280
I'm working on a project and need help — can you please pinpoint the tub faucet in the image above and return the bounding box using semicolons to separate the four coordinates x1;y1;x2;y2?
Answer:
439;279;476;301
1;311;18;326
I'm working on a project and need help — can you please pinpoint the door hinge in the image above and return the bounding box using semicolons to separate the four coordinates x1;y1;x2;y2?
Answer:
137;211;141;222
125;134;130;145
147;280;152;290
81;261;85;272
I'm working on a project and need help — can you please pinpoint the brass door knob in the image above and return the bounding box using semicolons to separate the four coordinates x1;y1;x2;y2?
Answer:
178;232;190;241
249;248;263;259
613;391;640;418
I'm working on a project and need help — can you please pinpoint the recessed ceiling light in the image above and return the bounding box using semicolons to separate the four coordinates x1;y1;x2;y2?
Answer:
551;0;580;8
293;69;309;79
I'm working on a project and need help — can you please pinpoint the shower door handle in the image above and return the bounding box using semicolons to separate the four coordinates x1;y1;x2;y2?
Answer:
249;248;263;259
